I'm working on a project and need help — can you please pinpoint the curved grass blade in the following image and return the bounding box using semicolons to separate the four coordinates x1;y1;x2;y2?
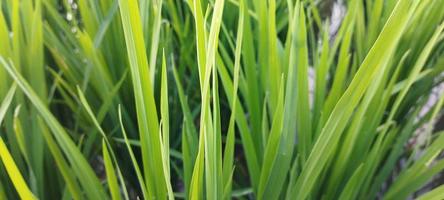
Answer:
292;1;418;199
118;105;147;199
1;58;107;199
77;87;129;199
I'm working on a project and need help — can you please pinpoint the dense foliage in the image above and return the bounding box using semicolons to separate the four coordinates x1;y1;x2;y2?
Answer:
1;0;444;199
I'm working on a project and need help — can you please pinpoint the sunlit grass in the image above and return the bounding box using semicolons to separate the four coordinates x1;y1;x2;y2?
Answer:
1;0;444;199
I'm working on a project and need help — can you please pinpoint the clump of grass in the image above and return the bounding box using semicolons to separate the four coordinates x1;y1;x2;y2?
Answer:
1;0;444;199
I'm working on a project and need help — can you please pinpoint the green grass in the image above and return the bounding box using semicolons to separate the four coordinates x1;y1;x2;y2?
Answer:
1;0;444;199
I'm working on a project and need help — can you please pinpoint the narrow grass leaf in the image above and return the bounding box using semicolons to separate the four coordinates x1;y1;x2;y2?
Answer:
0;137;36;200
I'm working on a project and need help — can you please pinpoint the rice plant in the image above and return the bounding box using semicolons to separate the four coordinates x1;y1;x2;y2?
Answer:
1;0;444;199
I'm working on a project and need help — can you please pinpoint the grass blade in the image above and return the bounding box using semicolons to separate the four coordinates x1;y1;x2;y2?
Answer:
118;0;167;197
0;137;36;200
1;58;107;199
102;140;122;200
